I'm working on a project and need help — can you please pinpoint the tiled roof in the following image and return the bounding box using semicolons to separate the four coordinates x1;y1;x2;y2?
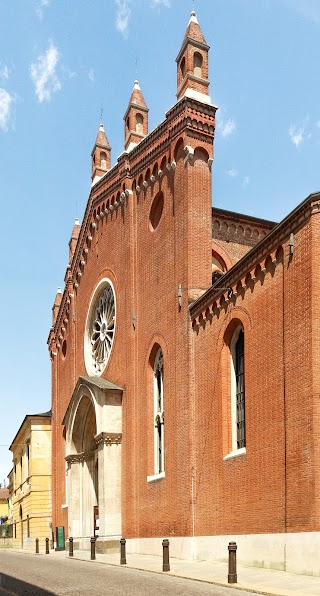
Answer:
0;488;9;500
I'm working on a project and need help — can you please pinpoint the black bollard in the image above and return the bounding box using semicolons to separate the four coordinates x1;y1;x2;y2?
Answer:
69;537;74;557
120;537;126;565
45;537;50;554
35;538;39;554
90;536;96;561
228;541;237;583
51;530;54;549
162;539;170;572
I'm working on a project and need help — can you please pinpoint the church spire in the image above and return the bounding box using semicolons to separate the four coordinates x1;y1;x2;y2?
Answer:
91;122;111;184
176;10;210;103
69;217;80;263
124;80;149;152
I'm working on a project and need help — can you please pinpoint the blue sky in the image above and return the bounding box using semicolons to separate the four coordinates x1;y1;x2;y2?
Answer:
0;0;319;482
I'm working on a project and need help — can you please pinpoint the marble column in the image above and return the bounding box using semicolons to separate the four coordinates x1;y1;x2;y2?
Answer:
81;452;95;537
66;455;81;538
96;433;122;538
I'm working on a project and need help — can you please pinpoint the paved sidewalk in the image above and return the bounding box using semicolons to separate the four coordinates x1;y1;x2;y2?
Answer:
49;548;320;596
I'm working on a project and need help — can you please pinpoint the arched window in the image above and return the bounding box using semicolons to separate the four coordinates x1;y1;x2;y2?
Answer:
100;152;107;169
136;113;143;134
180;56;186;78
154;348;164;474
231;328;246;451
193;52;203;77
212;252;228;285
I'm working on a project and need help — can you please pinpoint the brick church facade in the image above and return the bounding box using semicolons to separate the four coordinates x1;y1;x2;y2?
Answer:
48;11;320;575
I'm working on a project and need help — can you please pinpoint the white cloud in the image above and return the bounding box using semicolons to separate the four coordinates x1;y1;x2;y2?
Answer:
88;68;95;83
289;125;304;147
30;42;61;103
0;88;14;131
289;119;311;148
242;176;250;187
282;0;320;25
115;0;131;37
216;112;237;138
221;118;236;137
0;64;10;81
151;0;171;7
36;0;51;20
226;168;238;178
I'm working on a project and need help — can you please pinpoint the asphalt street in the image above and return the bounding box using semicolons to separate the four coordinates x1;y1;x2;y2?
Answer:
0;550;257;595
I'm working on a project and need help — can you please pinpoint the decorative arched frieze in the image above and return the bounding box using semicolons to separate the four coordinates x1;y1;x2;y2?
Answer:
212;214;273;247
173;137;184;162
190;246;285;332
194;146;209;163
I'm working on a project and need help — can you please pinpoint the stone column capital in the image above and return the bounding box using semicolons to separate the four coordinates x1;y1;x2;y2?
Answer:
95;432;122;446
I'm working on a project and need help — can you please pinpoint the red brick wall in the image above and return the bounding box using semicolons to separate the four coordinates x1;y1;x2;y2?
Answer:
50;82;320;542
191;211;320;536
50;96;216;539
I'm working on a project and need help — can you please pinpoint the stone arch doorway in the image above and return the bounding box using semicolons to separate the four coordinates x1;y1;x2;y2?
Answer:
67;395;98;541
63;376;123;549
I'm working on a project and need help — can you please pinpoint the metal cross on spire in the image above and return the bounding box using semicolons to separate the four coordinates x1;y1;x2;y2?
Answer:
100;106;104;123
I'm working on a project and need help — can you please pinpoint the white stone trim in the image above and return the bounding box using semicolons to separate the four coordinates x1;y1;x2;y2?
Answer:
230;325;244;452
183;87;212;105
223;447;246;461
125;532;320;577
153;349;164;475
147;472;165;483
127;141;138;152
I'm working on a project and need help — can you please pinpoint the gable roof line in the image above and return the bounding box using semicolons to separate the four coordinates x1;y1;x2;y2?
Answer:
190;191;320;318
9;410;52;452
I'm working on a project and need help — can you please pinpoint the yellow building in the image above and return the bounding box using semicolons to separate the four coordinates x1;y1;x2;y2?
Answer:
0;487;9;522
9;411;52;551
7;470;13;524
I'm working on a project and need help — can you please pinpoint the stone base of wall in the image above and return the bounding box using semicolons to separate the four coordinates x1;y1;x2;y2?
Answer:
0;538;13;548
96;539;119;554
69;536;120;553
126;532;320;577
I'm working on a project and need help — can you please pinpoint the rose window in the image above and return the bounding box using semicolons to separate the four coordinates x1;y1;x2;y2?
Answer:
85;280;116;375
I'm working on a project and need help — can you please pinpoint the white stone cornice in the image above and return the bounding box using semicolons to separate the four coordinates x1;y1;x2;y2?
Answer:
95;432;122;446
65;450;95;464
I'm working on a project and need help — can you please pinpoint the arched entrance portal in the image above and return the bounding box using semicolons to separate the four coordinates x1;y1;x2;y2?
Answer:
67;396;98;540
64;376;123;549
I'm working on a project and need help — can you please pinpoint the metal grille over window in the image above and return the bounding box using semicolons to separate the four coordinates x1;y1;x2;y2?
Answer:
154;349;164;474
235;329;246;449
